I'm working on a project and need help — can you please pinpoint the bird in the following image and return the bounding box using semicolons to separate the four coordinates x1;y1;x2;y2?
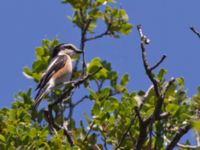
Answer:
34;43;82;109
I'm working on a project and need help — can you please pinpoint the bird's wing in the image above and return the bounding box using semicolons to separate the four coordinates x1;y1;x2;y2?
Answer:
34;55;68;109
35;55;68;91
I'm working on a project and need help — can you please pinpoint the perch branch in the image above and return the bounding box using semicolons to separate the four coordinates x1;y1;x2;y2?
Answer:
45;67;102;147
50;67;103;107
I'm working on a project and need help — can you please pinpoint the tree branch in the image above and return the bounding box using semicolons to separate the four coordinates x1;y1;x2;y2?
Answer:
73;9;92;75
81;18;92;75
190;26;200;38
50;67;103;107
44;108;74;147
137;25;161;98
114;115;136;150
85;23;111;42
150;55;166;71
136;25;172;149
66;95;89;109
44;67;102;147
166;124;191;150
165;135;200;149
82;122;95;143
135;107;144;125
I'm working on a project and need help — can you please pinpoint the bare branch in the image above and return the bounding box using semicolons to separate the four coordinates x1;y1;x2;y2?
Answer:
150;55;166;71
137;25;160;98
164;132;200;149
137;24;150;44
81;18;92;75
65;95;89;108
136;25;171;149
44;67;102;147
85;24;111;42
166;124;191;150
190;26;200;38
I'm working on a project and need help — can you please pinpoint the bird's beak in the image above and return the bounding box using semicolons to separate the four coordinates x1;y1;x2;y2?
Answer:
74;49;83;54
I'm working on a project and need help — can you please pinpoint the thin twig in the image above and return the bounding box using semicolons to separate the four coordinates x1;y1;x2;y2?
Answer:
81;18;92;75
103;136;108;150
73;95;89;107
65;95;89;109
83;122;95;143
190;26;200;38
150;55;166;71
134;107;144;125
85;24;111;42
114;115;136;150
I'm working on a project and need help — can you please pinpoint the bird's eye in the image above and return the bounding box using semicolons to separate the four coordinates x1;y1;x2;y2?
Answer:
65;45;74;50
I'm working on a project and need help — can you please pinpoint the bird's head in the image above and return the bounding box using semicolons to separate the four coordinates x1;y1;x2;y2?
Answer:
52;43;82;58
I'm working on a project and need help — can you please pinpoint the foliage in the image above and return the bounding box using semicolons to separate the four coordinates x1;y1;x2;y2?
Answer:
1;0;200;150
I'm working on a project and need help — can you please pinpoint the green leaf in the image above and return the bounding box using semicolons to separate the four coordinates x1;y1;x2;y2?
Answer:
92;103;101;117
32;60;47;73
192;120;200;131
120;74;129;86
197;86;200;96
0;134;6;143
87;57;102;74
119;9;129;21
176;77;184;89
89;88;99;100
103;101;112;112
95;68;108;79
36;47;45;57
99;87;110;99
23;67;33;79
110;97;119;109
166;103;179;116
83;112;91;124
114;84;125;93
120;24;132;34
157;68;167;81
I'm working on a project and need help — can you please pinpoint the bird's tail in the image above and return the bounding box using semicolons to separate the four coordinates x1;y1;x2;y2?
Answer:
34;84;49;110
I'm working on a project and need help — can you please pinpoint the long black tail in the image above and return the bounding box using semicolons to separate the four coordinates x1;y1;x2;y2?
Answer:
34;84;49;110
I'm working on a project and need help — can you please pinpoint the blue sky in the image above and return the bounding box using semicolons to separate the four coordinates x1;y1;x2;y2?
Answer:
0;0;200;146
1;0;200;105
